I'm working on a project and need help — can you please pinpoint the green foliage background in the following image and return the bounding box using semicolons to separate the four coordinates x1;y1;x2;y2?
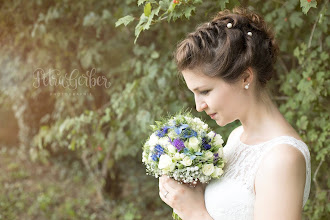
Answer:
0;0;328;219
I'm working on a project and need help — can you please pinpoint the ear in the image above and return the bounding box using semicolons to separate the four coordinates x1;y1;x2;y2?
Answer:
242;67;254;84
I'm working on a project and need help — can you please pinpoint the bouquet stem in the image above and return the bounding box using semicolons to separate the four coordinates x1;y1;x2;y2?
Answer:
172;210;182;220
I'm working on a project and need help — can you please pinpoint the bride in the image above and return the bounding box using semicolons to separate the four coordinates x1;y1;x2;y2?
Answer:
158;7;311;220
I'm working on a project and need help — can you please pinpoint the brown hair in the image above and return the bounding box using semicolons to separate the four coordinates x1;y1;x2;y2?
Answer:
175;7;279;87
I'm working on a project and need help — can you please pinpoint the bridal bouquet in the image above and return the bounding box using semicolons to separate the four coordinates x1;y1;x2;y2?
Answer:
142;112;225;220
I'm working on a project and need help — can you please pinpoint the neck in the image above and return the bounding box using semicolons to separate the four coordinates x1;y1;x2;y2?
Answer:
239;92;286;144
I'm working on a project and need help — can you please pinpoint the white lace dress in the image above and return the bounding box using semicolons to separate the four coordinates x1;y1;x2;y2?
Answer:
204;126;311;220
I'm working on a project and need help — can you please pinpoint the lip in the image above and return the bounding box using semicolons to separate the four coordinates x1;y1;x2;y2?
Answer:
208;113;217;119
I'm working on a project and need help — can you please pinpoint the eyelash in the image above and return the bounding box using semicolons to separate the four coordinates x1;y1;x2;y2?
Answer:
200;90;210;95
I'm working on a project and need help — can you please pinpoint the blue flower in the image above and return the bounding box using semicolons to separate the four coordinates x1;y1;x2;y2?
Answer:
202;137;212;150
182;128;197;138
174;124;189;135
156;126;172;137
203;144;211;150
154;144;164;156
151;154;158;161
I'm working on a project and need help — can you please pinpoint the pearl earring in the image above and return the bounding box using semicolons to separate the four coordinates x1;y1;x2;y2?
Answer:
244;83;250;89
227;22;233;28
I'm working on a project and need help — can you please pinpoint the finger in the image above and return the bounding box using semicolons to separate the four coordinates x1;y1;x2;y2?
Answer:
163;176;182;191
159;187;172;207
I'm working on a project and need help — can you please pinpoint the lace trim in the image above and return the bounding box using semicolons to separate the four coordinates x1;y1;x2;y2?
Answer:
223;126;311;207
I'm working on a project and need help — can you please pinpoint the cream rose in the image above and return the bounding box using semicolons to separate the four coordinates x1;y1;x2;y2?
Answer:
214;134;224;145
204;151;214;160
187;137;200;152
158;154;174;171
174;153;181;160
181;156;193;166
167;144;177;154
149;133;159;146
202;164;215;176
207;131;216;140
217;147;224;158
211;167;224;178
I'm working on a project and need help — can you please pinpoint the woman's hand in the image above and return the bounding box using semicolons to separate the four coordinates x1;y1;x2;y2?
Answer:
159;175;213;220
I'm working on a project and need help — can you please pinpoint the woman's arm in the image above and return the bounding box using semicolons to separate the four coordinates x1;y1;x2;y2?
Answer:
254;144;306;220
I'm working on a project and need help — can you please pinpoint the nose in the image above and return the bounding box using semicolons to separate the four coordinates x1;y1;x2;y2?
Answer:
195;97;208;112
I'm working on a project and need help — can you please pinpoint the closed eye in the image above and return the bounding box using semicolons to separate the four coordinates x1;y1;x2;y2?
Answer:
200;90;210;95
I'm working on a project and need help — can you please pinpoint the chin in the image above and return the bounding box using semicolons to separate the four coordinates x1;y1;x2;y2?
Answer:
215;118;233;127
215;119;227;127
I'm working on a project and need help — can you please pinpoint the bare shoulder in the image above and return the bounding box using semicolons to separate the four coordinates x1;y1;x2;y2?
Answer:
256;144;306;188
254;144;306;219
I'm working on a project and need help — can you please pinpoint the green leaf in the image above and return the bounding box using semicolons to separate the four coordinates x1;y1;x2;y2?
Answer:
134;14;148;43
184;6;196;19
289;12;303;28
218;0;229;10
300;0;317;14
138;0;146;6
115;15;135;27
144;3;152;17
151;51;159;59
297;115;308;130
69;139;76;150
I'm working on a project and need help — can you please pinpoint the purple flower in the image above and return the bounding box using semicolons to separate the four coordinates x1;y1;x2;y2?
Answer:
172;138;185;152
213;153;219;163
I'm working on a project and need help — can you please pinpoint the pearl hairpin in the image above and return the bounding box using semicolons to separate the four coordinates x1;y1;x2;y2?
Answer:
227;22;232;28
247;31;252;36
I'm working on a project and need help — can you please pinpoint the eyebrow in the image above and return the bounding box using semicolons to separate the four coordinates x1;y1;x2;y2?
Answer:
192;86;205;92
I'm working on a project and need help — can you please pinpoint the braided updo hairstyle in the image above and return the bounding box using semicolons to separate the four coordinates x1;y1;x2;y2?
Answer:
175;7;279;87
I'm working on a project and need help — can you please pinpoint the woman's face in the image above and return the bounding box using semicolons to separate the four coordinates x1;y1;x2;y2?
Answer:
182;69;248;127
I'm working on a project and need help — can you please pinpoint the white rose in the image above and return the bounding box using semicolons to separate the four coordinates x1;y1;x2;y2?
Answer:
202;164;215;176
204;151;214;160
158;137;170;146
193;118;201;124
174;153;181;160
180;153;185;159
202;123;208;130
149;133;159;146
168;130;177;139
187;137;200;152
217;147;224;158
158;154;174;170
167;144;177;154
211;167;224;178
163;163;175;174
214;134;224;146
207;131;216;140
181;156;192;166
